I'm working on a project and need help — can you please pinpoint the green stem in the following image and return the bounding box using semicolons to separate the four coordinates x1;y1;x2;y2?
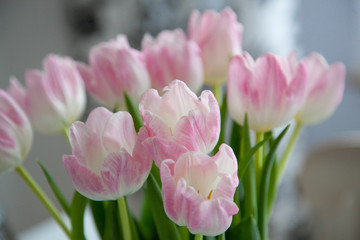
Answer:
16;166;71;238
218;233;225;240
212;84;223;107
117;197;132;240
277;122;302;184
194;234;203;240
255;133;264;190
113;104;120;113
62;126;71;148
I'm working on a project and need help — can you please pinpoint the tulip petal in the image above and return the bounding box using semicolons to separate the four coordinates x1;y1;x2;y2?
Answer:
188;198;238;236
69;122;105;171
102;111;137;154
142;136;187;167
63;155;106;200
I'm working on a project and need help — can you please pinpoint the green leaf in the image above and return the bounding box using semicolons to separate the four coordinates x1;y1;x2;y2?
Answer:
240;115;257;219
139;187;156;240
257;125;289;240
238;134;271;180
266;156;278;217
228;216;260;240
229;121;242;159
146;172;181;240
124;92;143;131
71;191;87;240
89;200;105;239
37;160;70;216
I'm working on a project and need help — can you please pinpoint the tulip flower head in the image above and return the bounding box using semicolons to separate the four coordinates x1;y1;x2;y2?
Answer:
139;80;220;166
63;107;152;200
227;52;307;132
8;54;86;134
0;90;33;174
77;35;150;110
160;144;239;236
142;29;203;93
188;7;243;85
296;52;346;125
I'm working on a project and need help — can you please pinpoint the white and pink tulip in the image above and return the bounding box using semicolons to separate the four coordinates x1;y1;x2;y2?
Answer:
139;80;220;167
160;144;239;236
63;107;152;200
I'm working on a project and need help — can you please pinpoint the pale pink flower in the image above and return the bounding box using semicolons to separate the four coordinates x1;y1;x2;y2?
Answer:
63;107;152;200
296;52;346;125
0;90;33;174
142;29;203;93
227;52;306;132
8;54;86;133
139;80;220;166
77;35;150;109
160;144;239;236
188;7;243;85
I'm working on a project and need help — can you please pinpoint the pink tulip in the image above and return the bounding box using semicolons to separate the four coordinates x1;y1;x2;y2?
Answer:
160;144;239;236
142;29;203;93
188;7;243;85
139;80;220;166
77;35;150;109
8;54;86;133
296;52;345;125
0;90;33;174
227;52;306;132
63;107;151;200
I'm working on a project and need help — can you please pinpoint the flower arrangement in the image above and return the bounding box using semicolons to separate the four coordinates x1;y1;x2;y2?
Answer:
0;7;345;240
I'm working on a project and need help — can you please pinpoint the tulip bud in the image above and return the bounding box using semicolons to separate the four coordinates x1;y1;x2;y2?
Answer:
9;54;86;133
188;7;243;85
78;35;150;110
142;29;203;93
0;90;33;174
296;52;346;125
227;52;306;132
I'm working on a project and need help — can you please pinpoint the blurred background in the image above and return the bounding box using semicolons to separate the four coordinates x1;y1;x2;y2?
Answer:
0;0;359;239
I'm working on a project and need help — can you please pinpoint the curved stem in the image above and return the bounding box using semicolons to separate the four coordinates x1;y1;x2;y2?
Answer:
62;125;71;148
16;165;71;238
194;234;203;240
277;122;302;184
117;197;132;240
212;84;223;107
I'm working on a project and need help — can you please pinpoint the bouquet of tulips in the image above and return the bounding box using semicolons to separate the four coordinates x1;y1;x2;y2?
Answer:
0;7;345;240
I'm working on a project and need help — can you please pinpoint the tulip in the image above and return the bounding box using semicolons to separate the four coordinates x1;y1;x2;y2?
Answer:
77;35;150;110
188;7;243;86
142;29;203;93
227;52;306;132
160;144;239;236
63;107;152;200
8;54;86;133
139;80;220;166
296;52;346;125
0;90;33;174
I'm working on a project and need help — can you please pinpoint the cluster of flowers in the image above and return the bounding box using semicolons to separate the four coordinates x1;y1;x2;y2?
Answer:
0;7;345;239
